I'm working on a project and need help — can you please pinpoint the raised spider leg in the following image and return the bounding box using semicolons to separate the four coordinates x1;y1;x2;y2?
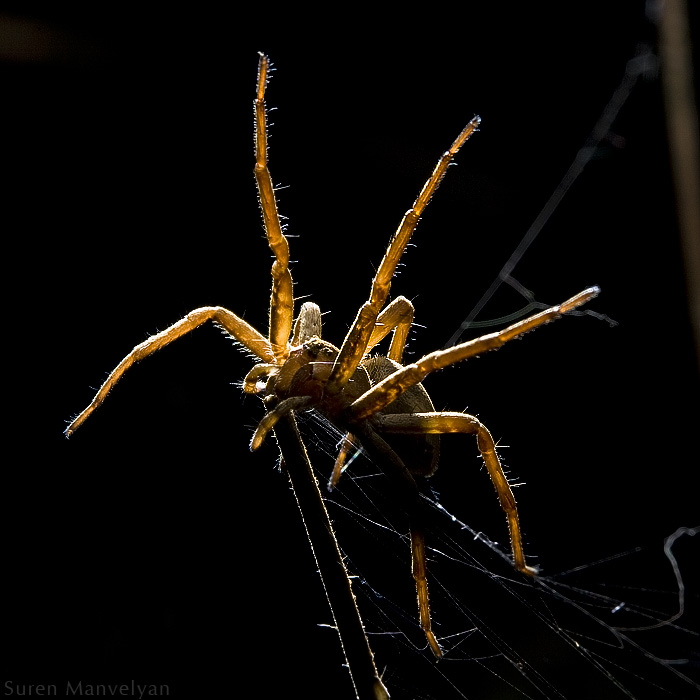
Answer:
68;55;293;437
376;411;537;575
366;295;414;363
328;296;415;489
65;307;274;436
255;53;294;361
348;286;600;422
325;117;481;397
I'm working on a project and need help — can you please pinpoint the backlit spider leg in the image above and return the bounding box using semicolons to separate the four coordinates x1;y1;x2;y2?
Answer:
255;53;294;361
376;412;537;576
348;286;600;422
65;308;274;436
366;295;415;363
411;525;443;657
329;296;415;489
325;117;481;396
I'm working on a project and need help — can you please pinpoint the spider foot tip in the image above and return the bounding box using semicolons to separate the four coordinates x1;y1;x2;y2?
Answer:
426;631;443;659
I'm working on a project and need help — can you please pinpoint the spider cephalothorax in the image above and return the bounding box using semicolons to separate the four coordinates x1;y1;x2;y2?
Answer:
245;299;442;480
66;53;599;658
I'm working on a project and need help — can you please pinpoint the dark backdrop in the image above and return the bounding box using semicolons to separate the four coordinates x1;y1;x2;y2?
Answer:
3;4;698;699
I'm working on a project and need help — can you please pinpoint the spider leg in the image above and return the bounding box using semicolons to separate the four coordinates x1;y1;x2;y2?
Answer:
348;286;600;422
325;118;481;397
249;395;314;451
327;432;362;490
66;307;273;436
353;422;443;657
375;411;537;575
411;525;443;657
255;53;294;361
366;295;415;363
329;297;414;489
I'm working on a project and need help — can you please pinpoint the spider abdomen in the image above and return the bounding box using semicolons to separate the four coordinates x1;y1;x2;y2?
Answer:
363;356;440;477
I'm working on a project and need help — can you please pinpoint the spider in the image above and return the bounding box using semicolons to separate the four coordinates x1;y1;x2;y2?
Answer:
66;53;599;659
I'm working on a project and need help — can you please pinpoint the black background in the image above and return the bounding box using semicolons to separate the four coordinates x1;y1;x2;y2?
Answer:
3;4;699;699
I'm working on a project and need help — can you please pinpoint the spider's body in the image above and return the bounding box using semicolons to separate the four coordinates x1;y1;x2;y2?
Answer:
247;299;441;479
361;356;440;478
66;54;599;659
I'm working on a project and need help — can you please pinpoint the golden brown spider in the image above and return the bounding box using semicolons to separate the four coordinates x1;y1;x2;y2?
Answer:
66;53;599;658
